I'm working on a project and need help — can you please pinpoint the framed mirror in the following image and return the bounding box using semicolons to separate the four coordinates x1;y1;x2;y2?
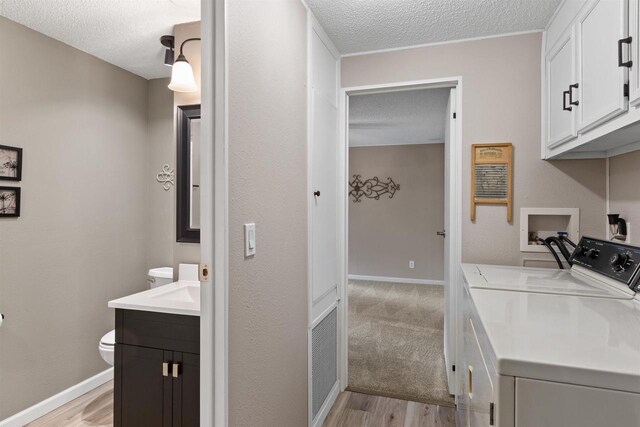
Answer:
177;104;201;243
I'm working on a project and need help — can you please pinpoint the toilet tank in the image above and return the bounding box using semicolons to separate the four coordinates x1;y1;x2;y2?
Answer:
148;267;174;288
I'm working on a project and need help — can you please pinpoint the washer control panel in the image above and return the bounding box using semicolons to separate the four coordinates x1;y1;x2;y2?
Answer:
570;237;640;291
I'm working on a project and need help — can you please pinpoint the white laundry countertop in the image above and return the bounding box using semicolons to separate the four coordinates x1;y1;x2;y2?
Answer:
469;287;640;393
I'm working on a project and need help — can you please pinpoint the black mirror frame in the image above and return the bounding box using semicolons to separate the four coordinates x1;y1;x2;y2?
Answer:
176;104;201;243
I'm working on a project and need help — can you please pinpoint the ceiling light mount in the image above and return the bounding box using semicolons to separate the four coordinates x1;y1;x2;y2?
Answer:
160;35;175;67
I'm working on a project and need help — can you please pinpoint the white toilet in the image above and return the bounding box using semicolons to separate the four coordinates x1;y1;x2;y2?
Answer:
99;267;173;365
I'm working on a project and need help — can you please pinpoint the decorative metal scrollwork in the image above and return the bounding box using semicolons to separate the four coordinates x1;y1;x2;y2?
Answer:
156;164;175;191
349;175;400;203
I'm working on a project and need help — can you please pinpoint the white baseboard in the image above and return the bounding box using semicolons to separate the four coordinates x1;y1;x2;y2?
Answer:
348;274;445;286
1;368;114;427
312;381;340;427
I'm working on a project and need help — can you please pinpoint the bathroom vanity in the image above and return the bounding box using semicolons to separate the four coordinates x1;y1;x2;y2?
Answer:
109;280;200;426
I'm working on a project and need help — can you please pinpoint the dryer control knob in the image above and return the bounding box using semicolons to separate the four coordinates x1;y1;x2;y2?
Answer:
609;253;629;268
586;249;599;259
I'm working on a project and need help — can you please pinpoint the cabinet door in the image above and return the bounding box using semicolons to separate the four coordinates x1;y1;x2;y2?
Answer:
546;28;577;149
467;319;495;427
515;378;640;427
576;0;629;133
172;352;200;427
118;345;172;426
629;0;640;104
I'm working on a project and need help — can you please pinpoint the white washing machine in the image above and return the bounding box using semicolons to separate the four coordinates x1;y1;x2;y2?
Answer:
457;237;640;427
462;236;640;299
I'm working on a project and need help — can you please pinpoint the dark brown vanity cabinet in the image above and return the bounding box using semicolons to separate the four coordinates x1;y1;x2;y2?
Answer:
114;309;200;426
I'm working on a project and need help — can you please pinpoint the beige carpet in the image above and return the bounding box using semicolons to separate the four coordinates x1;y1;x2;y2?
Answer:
347;280;455;407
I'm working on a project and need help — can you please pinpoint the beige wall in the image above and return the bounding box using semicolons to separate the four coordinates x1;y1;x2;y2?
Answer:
0;16;150;418
609;151;640;244
342;33;607;265
147;78;176;270
349;144;445;280
228;1;308;425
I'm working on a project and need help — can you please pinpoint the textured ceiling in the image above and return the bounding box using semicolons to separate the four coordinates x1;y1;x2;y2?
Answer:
0;0;200;79
349;88;450;147
306;0;561;54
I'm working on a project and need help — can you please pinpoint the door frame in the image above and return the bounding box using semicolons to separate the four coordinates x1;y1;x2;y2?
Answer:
337;77;464;394
200;0;228;426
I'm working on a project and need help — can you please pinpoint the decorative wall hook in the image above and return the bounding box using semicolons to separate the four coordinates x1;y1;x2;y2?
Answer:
349;175;400;203
156;164;175;191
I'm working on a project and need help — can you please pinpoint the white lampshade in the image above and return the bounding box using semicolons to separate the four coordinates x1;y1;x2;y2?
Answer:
168;60;198;92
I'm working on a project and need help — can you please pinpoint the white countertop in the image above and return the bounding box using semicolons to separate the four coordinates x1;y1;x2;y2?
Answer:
469;287;640;393
108;281;200;316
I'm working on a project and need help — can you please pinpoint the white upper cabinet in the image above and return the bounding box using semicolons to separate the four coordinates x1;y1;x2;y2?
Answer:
542;0;640;158
575;0;629;133
546;28;577;148
629;0;640;104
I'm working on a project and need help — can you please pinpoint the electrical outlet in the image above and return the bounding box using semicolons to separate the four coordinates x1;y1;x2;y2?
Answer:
409;260;415;269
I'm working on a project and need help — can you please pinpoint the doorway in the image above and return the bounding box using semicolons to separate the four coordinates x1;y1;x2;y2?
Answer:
337;79;463;405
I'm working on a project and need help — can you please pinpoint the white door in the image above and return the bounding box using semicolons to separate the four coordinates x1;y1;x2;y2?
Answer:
443;88;456;393
310;23;339;321
546;28;578;149
576;0;629;133
629;0;640;105
308;16;340;427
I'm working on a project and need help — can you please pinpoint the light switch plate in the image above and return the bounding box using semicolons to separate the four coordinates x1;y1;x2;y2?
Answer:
244;223;256;257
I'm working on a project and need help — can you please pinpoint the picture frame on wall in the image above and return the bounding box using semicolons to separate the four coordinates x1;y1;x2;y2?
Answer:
0;186;20;217
0;145;23;181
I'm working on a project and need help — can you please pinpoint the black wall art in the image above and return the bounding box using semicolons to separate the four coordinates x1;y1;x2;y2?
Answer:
0;187;20;217
0;145;22;181
349;175;400;203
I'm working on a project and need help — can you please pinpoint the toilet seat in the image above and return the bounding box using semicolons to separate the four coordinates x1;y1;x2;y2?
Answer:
100;330;115;346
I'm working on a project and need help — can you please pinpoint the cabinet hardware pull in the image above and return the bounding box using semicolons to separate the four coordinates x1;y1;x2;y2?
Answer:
618;37;633;68
569;83;579;106
489;402;495;425
562;90;572;111
172;363;180;378
162;362;169;377
313;190;321;197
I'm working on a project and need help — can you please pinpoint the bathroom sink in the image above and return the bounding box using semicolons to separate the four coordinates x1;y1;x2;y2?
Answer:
108;281;200;316
150;283;199;303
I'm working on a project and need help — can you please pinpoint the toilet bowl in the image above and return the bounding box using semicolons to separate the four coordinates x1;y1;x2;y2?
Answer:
98;330;115;365
99;267;173;365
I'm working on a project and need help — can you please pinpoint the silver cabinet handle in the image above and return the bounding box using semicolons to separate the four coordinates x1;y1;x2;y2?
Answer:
162;362;169;377
172;363;180;378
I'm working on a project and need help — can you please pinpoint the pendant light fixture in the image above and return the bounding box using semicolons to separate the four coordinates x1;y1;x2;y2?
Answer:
168;37;201;93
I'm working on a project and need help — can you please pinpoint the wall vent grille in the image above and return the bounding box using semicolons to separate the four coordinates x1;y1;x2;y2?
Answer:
312;307;338;419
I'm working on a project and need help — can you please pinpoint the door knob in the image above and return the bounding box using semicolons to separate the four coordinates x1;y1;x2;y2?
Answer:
313;191;321;197
437;230;446;237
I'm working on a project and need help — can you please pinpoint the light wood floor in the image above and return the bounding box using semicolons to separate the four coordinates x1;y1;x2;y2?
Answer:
25;381;456;427
323;391;456;427
27;381;113;426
